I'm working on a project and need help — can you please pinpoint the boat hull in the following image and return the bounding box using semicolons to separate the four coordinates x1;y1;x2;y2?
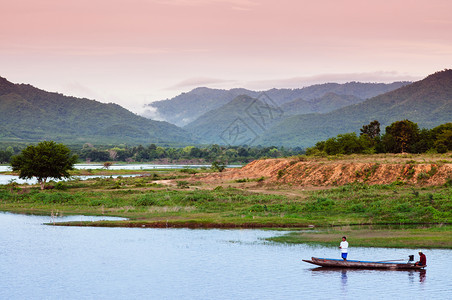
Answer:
303;257;426;270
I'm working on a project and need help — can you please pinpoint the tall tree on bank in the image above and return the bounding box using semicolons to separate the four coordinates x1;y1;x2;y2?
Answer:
360;120;381;139
383;120;420;153
10;141;78;190
360;120;381;148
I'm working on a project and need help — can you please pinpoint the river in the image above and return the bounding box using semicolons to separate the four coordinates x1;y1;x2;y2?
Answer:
0;212;450;299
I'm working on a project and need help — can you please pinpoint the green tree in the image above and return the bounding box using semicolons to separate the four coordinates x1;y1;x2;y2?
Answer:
336;133;364;154
411;128;434;153
383;120;420;153
211;160;226;172
0;150;13;163
431;123;452;153
10;141;78;190
360;120;381;139
360;120;381;149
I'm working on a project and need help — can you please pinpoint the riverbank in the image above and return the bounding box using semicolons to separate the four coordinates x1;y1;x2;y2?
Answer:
267;225;452;249
1;154;451;248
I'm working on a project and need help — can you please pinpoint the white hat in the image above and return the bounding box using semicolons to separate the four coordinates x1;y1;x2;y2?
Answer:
418;250;423;253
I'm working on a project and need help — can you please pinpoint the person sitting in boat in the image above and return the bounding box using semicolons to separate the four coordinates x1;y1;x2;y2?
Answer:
339;236;348;260
415;250;426;266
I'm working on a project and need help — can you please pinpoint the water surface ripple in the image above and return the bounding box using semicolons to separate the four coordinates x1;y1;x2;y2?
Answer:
0;212;450;299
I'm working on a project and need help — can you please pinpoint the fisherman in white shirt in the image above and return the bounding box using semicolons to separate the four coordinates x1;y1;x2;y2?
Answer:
339;236;349;260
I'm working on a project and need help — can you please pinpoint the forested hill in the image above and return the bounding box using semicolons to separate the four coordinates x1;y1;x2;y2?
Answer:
0;77;194;145
184;95;285;145
257;69;452;148
143;87;258;127
144;82;409;127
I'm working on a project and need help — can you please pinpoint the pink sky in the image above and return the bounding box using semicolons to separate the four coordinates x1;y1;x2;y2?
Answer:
1;0;451;113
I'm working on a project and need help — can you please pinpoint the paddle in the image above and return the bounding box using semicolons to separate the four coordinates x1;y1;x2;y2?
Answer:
375;259;406;262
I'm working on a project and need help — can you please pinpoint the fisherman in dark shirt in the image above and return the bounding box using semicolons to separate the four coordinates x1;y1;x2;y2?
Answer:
415;250;426;266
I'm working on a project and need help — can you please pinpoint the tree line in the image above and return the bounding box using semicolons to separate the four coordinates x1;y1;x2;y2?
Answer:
2;119;450;164
77;144;303;163
307;120;452;155
0;144;303;164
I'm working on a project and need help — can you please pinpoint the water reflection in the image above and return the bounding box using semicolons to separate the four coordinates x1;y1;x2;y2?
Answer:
341;269;348;286
311;267;427;287
419;269;426;283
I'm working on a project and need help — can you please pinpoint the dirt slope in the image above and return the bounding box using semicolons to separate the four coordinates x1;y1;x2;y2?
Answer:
201;156;452;186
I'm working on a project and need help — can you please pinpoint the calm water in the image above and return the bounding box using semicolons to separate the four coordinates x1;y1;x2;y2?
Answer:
0;212;450;299
0;163;241;172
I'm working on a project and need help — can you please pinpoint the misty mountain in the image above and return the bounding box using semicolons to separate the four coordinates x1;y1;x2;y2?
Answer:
143;87;258;127
281;93;363;115
257;69;452;148
144;82;409;127
184;95;284;145
0;77;194;145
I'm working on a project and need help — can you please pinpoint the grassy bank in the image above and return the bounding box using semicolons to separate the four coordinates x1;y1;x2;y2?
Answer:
1;166;451;248
267;225;452;249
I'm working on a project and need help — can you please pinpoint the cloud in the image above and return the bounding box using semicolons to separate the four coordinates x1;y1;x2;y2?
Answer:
166;77;238;90
141;106;165;121
242;71;422;90
162;71;423;99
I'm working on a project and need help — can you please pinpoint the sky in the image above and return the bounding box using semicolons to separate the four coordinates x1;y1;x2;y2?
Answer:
1;0;451;114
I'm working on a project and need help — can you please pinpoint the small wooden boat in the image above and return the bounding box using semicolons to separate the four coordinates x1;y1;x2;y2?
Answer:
303;257;426;270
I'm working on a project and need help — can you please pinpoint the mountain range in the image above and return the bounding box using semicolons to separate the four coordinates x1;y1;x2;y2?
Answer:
257;69;452;147
145;82;409;127
184;95;285;145
0;77;194;145
1;69;450;148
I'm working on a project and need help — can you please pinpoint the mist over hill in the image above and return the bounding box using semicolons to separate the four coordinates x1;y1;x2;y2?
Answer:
144;82;409;127
1;70;447;149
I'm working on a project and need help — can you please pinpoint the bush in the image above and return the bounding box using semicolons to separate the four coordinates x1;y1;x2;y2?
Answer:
134;195;159;206
417;172;429;180
349;203;366;213
211;161;226;172
235;178;249;183
180;168;197;174
256;176;265;182
306;197;335;211
176;181;190;188
445;178;452;187
54;182;67;190
31;192;76;204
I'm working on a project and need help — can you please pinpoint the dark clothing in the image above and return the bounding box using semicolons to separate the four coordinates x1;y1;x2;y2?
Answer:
416;253;427;266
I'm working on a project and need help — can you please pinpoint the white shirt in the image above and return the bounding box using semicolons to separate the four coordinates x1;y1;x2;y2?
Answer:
340;241;349;253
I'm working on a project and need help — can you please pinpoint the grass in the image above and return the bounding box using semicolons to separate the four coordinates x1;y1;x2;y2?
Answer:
1;165;451;248
2;180;450;226
267;225;452;249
